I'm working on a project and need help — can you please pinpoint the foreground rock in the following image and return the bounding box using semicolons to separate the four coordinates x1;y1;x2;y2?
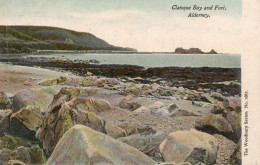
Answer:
0;135;46;164
225;111;241;142
0;92;12;109
195;114;234;141
13;87;58;113
0;109;13;135
37;97;109;154
10;106;43;140
47;125;157;165
0;135;26;150
118;132;167;162
0;146;46;164
228;141;241;165
159;129;218;165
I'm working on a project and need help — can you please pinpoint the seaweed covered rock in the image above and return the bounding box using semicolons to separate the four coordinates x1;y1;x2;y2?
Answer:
10;106;43;140
159;129;218;165
38;76;67;86
68;97;111;113
13;87;58;113
8;146;31;164
47;125;158;165
51;87;97;103
0;135;26;150
0;146;46;165
0;92;12;109
37;97;108;154
0;135;46;164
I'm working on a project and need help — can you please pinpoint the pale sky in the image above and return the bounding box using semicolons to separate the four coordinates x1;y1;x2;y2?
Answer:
0;0;242;53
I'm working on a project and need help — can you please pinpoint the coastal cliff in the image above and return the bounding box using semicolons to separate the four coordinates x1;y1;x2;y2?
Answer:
0;26;136;53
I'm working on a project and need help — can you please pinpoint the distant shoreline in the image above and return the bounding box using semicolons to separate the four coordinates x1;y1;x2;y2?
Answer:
0;50;232;55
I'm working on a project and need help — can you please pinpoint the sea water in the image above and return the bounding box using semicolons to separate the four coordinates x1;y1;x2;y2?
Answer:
29;53;241;68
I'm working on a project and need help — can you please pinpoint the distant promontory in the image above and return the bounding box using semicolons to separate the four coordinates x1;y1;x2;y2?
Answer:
0;26;137;53
174;47;218;54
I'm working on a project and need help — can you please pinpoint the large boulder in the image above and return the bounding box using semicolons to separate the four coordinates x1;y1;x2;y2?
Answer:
13;87;58;113
225;111;241;142
37;97;107;154
118;132;167;162
195;114;234;141
10;106;43;140
159;129;218;165
119;95;141;111
0;92;12;109
0;109;13;135
47;125;158;165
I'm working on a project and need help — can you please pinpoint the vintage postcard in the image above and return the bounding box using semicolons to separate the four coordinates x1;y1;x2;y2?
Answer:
0;0;259;164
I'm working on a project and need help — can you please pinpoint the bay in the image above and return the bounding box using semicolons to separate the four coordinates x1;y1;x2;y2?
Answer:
29;53;241;68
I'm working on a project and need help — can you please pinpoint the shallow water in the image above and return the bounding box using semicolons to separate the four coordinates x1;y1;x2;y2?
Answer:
29;53;241;68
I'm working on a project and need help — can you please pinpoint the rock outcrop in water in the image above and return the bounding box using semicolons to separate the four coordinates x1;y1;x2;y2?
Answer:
175;47;218;54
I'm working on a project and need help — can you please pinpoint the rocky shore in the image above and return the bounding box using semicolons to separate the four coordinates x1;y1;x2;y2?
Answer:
0;60;241;164
0;54;241;96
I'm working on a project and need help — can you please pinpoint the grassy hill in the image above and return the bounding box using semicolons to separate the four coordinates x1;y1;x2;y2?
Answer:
0;26;136;53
